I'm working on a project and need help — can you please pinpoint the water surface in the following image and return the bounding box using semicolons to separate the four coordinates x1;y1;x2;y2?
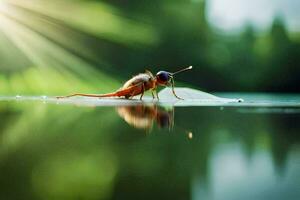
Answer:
0;93;299;200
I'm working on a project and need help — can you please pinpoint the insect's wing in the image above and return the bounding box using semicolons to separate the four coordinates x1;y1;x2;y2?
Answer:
116;82;143;97
145;70;154;79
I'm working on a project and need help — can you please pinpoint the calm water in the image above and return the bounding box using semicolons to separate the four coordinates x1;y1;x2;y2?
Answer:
0;94;299;200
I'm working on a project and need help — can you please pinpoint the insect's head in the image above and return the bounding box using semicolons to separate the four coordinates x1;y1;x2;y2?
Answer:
156;71;171;85
155;66;193;85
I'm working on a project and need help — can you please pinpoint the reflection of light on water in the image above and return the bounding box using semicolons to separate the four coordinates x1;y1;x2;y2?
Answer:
191;143;300;200
238;108;300;114
187;132;193;139
192;174;211;200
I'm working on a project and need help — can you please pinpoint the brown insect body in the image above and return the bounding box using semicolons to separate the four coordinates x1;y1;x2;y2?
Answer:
121;71;156;99
57;66;192;100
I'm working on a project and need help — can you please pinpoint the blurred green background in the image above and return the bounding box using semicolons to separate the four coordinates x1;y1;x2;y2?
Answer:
0;1;300;200
0;0;299;95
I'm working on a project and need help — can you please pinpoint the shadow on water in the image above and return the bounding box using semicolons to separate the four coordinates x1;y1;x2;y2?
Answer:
0;99;299;200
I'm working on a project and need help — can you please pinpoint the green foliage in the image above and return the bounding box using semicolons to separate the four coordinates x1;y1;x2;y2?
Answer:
0;0;299;94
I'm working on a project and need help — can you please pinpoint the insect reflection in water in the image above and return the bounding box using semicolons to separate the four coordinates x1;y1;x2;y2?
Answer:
116;105;174;130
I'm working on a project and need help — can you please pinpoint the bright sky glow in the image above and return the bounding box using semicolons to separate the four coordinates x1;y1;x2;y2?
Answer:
207;0;300;32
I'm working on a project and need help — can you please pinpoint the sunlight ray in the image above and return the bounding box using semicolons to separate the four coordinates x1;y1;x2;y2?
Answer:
0;0;120;94
7;0;159;46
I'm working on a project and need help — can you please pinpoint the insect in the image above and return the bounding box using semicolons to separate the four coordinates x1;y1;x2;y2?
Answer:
57;66;192;100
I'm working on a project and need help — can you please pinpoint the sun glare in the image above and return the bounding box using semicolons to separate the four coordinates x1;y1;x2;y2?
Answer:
0;0;9;21
0;0;121;94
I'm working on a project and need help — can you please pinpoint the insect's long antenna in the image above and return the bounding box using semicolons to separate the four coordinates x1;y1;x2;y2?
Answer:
171;66;193;75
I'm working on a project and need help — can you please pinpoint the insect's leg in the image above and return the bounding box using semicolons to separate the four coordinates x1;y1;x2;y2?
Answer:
151;86;159;100
128;90;136;99
151;90;155;99
140;83;145;100
155;89;159;100
170;77;183;100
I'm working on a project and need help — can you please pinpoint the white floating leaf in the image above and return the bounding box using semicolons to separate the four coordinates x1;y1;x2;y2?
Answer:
158;87;242;106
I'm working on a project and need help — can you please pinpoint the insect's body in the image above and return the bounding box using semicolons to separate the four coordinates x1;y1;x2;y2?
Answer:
57;66;192;100
121;72;156;98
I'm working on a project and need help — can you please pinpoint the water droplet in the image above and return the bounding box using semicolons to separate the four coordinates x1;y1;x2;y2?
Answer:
187;132;193;139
